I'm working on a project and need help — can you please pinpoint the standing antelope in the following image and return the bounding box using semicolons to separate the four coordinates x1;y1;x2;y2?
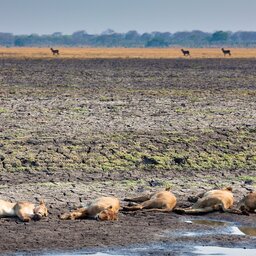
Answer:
221;48;231;56
50;48;59;55
181;49;190;57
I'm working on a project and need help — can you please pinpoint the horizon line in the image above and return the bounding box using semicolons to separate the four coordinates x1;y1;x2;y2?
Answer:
1;29;256;36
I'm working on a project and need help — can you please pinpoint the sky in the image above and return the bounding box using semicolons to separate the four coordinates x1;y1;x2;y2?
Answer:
1;0;256;35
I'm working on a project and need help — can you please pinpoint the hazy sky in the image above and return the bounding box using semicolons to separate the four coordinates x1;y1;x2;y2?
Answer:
1;0;256;35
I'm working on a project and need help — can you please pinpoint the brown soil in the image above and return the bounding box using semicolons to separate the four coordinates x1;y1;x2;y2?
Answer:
0;58;255;255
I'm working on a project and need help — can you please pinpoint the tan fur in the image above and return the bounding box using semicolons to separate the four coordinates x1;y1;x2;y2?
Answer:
59;197;120;221
122;188;177;212
237;192;256;215
0;199;48;222
175;187;234;214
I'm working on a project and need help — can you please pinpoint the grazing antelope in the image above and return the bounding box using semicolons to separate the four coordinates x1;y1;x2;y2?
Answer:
50;48;59;55
221;48;231;56
181;49;190;57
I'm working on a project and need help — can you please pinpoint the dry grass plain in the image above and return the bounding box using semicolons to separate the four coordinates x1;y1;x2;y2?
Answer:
1;47;256;59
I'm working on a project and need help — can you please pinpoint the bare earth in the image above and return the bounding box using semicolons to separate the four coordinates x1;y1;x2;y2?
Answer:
0;57;256;255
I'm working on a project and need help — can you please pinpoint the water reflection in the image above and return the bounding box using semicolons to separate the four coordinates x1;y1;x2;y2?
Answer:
239;226;256;237
194;246;256;256
188;219;256;237
192;219;227;227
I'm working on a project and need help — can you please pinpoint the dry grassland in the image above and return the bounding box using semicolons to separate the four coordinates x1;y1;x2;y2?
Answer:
0;47;256;59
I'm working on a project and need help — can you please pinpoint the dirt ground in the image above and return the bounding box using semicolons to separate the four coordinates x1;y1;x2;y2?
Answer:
0;57;256;255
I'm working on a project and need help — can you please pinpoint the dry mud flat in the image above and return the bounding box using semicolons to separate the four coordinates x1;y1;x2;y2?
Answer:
0;58;256;255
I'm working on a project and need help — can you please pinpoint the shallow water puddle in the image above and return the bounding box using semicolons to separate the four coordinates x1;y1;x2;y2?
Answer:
38;252;123;256
33;245;165;256
184;219;256;237
239;226;256;237
20;244;256;256
194;246;256;256
67;253;118;256
191;219;228;227
14;242;256;256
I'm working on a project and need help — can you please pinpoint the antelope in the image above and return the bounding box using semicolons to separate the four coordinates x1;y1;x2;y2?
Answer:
50;48;59;55
221;48;231;56
181;49;190;57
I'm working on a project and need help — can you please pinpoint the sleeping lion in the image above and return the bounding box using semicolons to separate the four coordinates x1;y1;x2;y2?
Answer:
0;199;48;222
122;188;177;212
59;196;120;221
175;187;235;214
237;191;256;215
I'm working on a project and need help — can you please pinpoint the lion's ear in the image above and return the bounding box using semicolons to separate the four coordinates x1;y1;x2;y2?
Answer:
165;187;171;191
225;187;232;192
39;199;45;205
107;205;113;210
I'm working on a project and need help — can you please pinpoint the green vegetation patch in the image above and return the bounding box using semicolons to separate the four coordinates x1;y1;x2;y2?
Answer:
0;108;8;114
1;128;256;173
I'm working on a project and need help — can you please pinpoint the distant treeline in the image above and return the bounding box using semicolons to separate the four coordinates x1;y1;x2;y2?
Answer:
1;30;256;47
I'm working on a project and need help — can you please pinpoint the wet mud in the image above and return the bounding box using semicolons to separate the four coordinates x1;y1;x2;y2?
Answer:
0;58;255;255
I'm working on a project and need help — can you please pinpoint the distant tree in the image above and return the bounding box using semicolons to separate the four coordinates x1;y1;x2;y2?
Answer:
119;30;141;47
52;32;62;37
92;33;123;47
231;31;256;46
125;30;140;40
0;29;255;47
141;33;153;41
170;31;210;47
70;30;90;45
14;37;25;46
0;33;14;46
145;37;169;47
151;31;172;39
210;31;229;42
101;29;115;35
72;30;87;37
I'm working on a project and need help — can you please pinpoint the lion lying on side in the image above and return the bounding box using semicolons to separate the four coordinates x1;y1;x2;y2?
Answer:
175;187;235;214
59;196;120;221
237;191;256;215
122;188;177;212
0;199;48;222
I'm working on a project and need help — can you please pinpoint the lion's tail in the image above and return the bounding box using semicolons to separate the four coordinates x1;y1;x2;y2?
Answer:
174;207;216;215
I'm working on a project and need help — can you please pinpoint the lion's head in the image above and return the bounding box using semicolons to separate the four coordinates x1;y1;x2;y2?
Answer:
33;200;48;220
96;206;118;221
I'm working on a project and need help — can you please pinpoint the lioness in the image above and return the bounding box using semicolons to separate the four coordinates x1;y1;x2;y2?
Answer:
175;187;234;214
122;188;177;212
59;196;120;221
0;199;48;222
237;191;256;215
